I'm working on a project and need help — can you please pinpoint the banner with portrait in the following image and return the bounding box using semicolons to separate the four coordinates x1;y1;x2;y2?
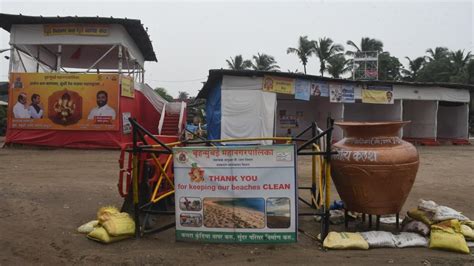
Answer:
310;81;329;97
329;83;355;103
362;85;394;104
262;75;295;94
8;73;119;131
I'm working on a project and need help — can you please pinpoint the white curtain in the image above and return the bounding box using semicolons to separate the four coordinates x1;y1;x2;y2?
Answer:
221;90;276;145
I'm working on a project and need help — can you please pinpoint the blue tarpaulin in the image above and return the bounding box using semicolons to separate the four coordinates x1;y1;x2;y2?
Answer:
205;79;221;140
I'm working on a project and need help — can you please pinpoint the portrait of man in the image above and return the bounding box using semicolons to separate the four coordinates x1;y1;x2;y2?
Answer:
386;91;393;103
28;93;43;119
263;77;273;90
87;90;116;120
13;77;23;89
13;92;30;118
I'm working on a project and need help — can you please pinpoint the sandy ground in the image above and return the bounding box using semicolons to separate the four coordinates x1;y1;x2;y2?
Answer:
0;140;474;265
203;201;265;229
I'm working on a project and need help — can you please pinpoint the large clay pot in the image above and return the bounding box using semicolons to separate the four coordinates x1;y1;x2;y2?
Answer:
331;121;419;215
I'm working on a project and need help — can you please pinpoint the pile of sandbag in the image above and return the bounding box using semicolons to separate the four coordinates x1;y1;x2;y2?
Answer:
323;231;428;250
77;206;135;244
323;199;473;253
406;199;473;254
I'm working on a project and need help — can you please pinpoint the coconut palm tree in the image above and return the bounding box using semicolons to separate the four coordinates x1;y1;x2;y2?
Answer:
425;47;449;62
313;37;344;76
346;37;384;55
326;54;350;78
226;55;252;70
287;36;314;74
403;56;426;80
450;50;472;72
251;53;280;71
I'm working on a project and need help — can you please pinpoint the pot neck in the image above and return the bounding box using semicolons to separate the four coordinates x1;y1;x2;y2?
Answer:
336;121;409;138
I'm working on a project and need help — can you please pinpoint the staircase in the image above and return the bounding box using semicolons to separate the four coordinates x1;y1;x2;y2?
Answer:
160;113;180;135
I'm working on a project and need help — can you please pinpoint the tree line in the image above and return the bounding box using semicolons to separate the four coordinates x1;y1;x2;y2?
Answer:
226;36;474;84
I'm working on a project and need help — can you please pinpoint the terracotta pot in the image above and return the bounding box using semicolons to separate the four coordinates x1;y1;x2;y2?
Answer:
331;121;419;215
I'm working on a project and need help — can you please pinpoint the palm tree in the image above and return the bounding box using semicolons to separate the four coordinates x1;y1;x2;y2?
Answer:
178;91;189;101
226;55;252;70
251;53;280;71
450;50;472;72
313;37;344;76
326;54;350;78
425;47;449;62
287;36;314;74
346;37;384;55
403;56;425;80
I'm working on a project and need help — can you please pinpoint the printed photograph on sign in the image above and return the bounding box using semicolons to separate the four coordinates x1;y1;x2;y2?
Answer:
310;82;329;97
180;213;203;227
122;112;131;134
266;198;291;228
203;198;265;229
8;73;119;131
179;197;202;212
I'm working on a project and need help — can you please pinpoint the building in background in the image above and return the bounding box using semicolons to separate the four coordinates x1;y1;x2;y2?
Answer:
198;69;473;145
0;13;186;148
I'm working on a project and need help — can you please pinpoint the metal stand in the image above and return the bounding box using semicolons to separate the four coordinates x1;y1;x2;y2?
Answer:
296;118;337;242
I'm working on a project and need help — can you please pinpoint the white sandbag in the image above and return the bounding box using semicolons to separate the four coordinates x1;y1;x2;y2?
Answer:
418;199;438;213
467;241;474;248
360;231;396;248
393;232;428;248
433;206;469;222
77;220;99;234
402;220;430;236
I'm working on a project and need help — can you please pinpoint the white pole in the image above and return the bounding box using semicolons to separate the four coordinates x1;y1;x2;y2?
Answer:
56;44;62;72
400;99;404;138
434;100;439;141
8;45;14;73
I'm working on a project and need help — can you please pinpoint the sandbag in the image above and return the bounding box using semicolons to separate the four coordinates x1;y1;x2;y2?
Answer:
407;209;435;225
102;213;135;236
429;220;470;254
97;206;121;224
418;199;438;213
360;231;396;248
402;220;430;236
323;232;369;250
77;220;99;234
393;232;428;248
87;227;131;244
461;220;474;229
432;206;469;222
461;224;474;240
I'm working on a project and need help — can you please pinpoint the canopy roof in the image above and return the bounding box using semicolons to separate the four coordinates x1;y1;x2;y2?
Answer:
0;13;157;62
197;69;474;99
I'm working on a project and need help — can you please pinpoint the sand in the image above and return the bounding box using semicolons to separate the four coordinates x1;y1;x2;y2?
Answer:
203;201;265;229
266;216;291;228
0;139;473;264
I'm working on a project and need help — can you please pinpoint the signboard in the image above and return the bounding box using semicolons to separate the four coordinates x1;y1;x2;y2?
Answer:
294;79;310;101
262;75;295;94
44;24;109;36
173;145;297;243
9;73;119;131
279;115;298;128
329;83;355;103
122;112;132;134
121;76;135;98
362;85;394;104
310;82;329;97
